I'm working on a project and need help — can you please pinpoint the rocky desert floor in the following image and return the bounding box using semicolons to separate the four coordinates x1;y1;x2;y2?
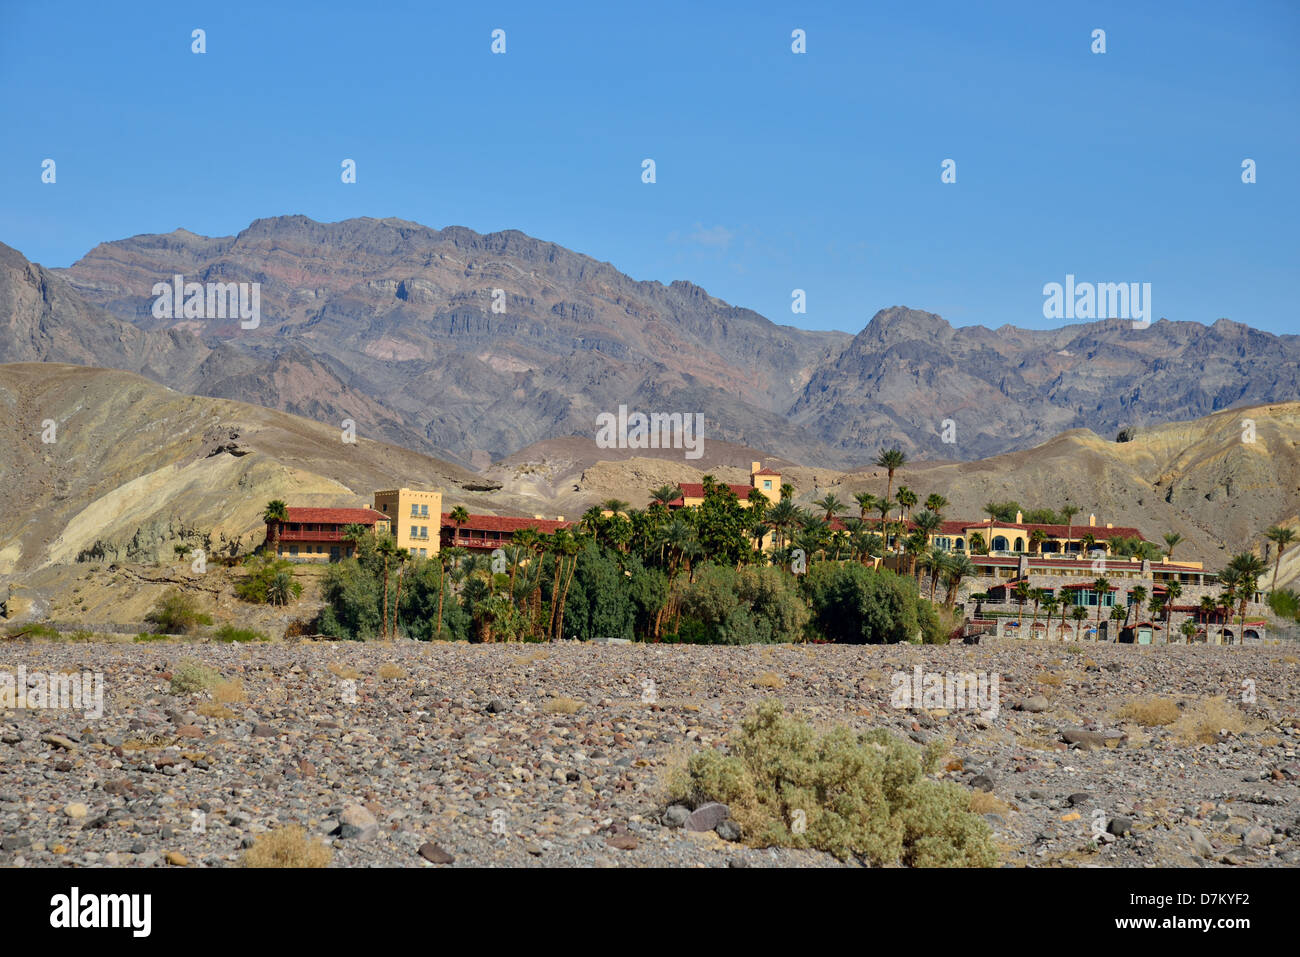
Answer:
1;638;1297;868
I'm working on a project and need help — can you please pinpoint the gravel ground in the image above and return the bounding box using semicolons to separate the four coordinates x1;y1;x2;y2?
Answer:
1;639;1297;868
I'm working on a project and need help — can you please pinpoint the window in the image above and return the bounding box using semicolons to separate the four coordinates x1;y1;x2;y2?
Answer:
289;546;298;556
411;504;419;517
420;526;428;538
421;504;429;517
763;480;772;490
410;525;418;538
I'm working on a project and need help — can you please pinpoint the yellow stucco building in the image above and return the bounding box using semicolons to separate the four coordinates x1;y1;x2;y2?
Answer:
372;488;443;557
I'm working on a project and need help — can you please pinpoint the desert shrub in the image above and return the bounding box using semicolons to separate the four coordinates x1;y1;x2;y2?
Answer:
753;671;786;689
667;699;996;866
239;826;331;868
214;625;268;643
544;696;585;714
376;663;406;680
169;659;221;694
68;629;95;643
1116;696;1180;727
146;588;212;633
327;661;361;680
134;632;169;642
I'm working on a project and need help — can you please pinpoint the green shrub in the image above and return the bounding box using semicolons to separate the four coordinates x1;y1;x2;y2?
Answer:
803;563;932;644
169;659;221;694
145;588;212;633
68;629;95;643
668;699;996;867
214;624;268;643
676;564;808;644
134;632;170;642
236;557;303;605
4;623;60;639
1267;589;1299;621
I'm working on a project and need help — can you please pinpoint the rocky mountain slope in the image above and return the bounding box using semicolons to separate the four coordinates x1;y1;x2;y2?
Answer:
0;364;488;576
37;215;1298;468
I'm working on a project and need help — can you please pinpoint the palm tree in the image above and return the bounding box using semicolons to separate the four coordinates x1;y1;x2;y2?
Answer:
942;553;975;608
875;447;906;524
913;509;942;548
854;492;878;521
1091;577;1111;639
262;499;289;555
391;547;410;638
1226;552;1267;624
341;522;370;558
1042;594;1060;640
876;498;893;546
1198;595;1217;643
1013;580;1033;629
1109;603;1126;638
1029;588;1045;636
267;570;295;606
1126;585;1147;626
780;483;794;501
375;536;396;640
1029;529;1046;555
896;486;917;529
649;484;683;507
601;499;631;516
1163;580;1181;640
764;498;800;552
1161;532;1183;559
448;505;470;543
924;493;948;514
812;493;847;521
1071;605;1088;640
1265;525;1296;592
918;547;947;601
1061;504;1080;557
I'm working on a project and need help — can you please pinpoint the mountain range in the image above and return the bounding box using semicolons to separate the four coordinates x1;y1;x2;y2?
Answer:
1;214;1293;468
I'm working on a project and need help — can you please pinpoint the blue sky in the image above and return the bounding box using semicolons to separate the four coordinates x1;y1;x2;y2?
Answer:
1;0;1297;335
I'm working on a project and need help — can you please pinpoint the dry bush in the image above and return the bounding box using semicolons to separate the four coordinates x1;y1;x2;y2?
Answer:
969;791;1012;816
514;650;548;667
213;679;245;704
240;826;332;868
327;662;361;680
753;671;786;689
544;696;585;714
196;702;237;719
377;663;407;680
1116;696;1181;727
169;660;220;694
1172;696;1260;745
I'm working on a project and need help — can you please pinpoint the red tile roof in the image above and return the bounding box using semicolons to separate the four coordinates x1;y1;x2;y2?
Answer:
954;520;1145;539
442;513;573;535
284;507;388;525
668;483;753;505
753;467;781;476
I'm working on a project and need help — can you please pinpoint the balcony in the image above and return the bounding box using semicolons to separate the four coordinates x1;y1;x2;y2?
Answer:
279;527;349;542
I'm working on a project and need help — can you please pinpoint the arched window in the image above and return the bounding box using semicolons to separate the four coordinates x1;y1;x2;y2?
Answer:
992;536;1009;551
1014;537;1025;552
955;538;965;551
